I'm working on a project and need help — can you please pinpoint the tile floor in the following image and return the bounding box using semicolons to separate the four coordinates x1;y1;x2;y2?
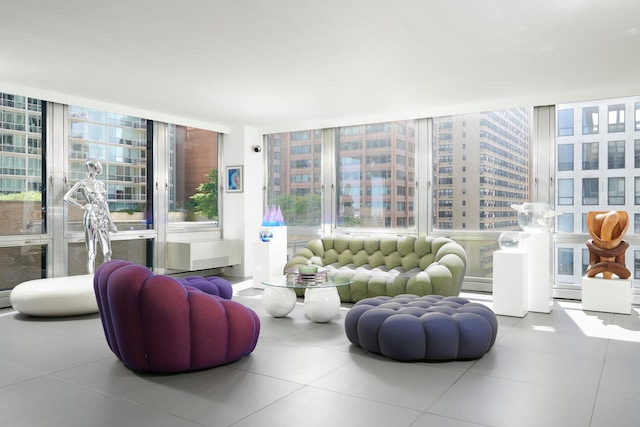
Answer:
1;281;640;427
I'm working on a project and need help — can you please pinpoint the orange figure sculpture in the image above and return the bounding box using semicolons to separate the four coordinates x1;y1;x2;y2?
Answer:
585;211;630;279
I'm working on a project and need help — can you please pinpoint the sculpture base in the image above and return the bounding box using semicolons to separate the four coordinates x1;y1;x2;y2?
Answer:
492;250;528;317
581;276;631;315
522;232;553;313
252;226;287;289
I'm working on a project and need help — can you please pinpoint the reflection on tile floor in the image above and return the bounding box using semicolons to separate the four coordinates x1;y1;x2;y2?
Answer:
1;280;639;427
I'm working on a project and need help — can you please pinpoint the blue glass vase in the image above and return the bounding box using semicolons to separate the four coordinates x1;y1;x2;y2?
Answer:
259;229;274;242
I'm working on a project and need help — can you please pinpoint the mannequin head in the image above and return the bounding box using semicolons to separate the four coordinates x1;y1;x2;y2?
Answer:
85;159;103;175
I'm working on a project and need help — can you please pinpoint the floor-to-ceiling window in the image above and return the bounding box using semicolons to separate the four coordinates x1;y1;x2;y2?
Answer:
265;122;419;257
431;108;533;282
0;90;226;307
264;112;533;289
65;106;153;275
0;93;46;305
335;120;417;230
167;125;220;227
555;96;640;299
264;129;323;254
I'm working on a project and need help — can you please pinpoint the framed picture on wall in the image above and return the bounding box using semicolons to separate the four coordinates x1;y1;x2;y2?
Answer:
226;165;243;193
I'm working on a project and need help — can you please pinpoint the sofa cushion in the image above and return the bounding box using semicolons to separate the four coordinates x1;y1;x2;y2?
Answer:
401;252;420;270
384;251;402;269
364;238;380;254
353;249;369;266
380;238;397;255
397;235;415;256
368;251;386;267
414;237;432;257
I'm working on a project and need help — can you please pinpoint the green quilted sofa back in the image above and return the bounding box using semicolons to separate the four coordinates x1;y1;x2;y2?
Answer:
283;235;467;303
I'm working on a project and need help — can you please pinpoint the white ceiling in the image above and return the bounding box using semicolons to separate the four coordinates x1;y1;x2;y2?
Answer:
2;0;640;133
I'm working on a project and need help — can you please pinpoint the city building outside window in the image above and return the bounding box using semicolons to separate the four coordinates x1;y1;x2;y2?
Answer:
555;96;640;290
582;178;598;205
608;104;625;133
265;130;323;251
607;177;625;205
607;140;625;169
582;142;599;170
66;106;152;275
558;108;574;136
336;120;416;229
168;125;220;226
582;106;599;134
558;144;573;171
67;106;150;232
0;92;46;295
558;179;574;206
432;108;532;280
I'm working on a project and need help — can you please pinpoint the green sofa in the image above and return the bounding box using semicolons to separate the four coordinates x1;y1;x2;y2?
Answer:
283;235;467;303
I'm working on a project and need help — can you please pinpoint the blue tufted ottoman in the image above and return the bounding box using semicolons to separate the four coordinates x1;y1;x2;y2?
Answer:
345;294;498;361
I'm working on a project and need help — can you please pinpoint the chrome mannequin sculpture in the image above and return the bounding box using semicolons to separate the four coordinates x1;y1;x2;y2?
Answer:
64;159;118;274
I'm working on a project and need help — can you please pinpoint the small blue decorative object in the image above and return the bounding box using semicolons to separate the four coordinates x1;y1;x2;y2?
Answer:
261;205;286;227
259;229;273;242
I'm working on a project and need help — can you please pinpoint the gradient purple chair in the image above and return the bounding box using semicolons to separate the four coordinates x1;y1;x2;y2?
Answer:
94;260;260;373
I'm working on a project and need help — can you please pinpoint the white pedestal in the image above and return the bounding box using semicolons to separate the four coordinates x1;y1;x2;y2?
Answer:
582;276;631;314
252;226;287;289
522;232;553;313
492;250;528;317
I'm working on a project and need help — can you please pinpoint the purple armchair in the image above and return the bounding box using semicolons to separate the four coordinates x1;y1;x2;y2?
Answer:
94;260;260;373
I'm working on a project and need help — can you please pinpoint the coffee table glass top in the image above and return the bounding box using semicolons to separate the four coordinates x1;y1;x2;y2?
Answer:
261;274;353;289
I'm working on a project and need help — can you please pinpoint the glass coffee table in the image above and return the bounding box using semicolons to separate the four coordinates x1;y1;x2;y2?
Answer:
261;274;352;322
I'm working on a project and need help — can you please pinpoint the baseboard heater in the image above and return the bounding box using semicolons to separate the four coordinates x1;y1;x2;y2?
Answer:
166;239;242;271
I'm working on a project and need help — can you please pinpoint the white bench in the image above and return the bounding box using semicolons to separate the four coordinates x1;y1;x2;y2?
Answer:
10;274;98;316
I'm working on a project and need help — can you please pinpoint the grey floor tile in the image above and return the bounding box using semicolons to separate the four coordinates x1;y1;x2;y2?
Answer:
230;385;422;427
495;323;608;360
310;351;465;411
0;332;112;374
279;317;352;352
254;311;329;341
590;394;640;427
0;375;117;427
512;303;614;336
231;338;354;384
411;413;487;427
43;398;208;427
470;344;604;392
605;338;640;363
125;366;302;426
52;357;172;397
0;359;44;387
597;360;640;401
428;373;596;427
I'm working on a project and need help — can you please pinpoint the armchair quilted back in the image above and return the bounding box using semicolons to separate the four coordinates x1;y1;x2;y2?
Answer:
94;260;260;373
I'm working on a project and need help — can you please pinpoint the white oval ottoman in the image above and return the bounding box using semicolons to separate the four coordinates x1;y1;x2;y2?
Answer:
10;274;98;316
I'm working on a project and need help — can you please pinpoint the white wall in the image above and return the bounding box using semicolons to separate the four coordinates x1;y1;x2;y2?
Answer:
222;125;265;277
